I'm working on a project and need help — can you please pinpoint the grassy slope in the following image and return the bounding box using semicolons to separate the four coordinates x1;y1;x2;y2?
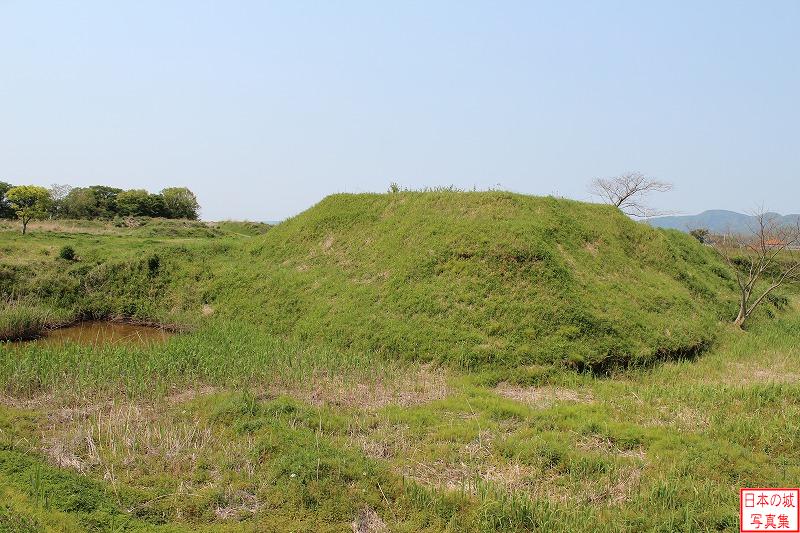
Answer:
3;193;742;369
0;218;243;339
219;192;738;369
1;310;799;531
1;194;798;531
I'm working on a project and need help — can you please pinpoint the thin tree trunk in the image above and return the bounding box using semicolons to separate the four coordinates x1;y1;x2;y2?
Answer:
733;288;748;328
734;303;747;328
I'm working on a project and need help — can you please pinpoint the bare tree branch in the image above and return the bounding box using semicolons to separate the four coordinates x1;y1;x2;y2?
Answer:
713;208;800;328
589;171;673;218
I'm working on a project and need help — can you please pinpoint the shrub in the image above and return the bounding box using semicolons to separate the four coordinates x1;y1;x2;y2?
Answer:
58;246;76;261
147;255;160;274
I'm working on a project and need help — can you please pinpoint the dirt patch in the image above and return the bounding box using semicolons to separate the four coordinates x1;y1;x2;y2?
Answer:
727;361;800;385
166;385;219;405
42;401;214;480
44;436;91;472
576;435;646;461
352;506;388;533
395;427;538;493
584;240;601;255
494;384;594;407
276;364;449;411
214;488;261;521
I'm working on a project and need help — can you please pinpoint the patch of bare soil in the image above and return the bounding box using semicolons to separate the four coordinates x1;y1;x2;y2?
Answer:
41;400;214;479
494;384;594;407
214;487;261;521
276;363;450;411
576;435;646;460
352;506;388;533
166;384;218;405
584;239;601;255
727;361;800;385
377;421;643;507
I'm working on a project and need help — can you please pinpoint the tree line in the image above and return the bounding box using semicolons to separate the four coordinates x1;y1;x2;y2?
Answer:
0;182;200;234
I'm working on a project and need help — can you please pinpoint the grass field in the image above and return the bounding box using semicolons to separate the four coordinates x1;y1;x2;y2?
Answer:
1;193;797;531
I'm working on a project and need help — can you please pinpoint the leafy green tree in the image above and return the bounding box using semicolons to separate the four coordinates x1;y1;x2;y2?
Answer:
116;189;151;216
87;185;123;217
9;184;197;221
144;193;168;217
0;182;15;219
116;189;171;217
61;187;98;219
161;187;200;219
5;185;52;234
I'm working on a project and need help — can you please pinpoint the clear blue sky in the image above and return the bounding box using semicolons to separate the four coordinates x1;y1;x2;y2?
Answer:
1;1;798;221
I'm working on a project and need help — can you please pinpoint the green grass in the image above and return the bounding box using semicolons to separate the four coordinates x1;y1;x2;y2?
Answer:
0;192;798;531
229;192;742;370
210;220;272;237
0;301;73;341
1;192;750;370
1;312;799;531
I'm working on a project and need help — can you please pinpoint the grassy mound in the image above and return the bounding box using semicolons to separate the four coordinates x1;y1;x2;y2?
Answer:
0;192;742;370
3;193;799;532
212;192;737;370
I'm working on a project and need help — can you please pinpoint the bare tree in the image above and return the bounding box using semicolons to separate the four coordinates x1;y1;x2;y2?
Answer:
48;183;72;219
716;210;800;328
589;171;672;218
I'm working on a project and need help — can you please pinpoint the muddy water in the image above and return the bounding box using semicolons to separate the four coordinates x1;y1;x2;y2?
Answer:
24;321;172;348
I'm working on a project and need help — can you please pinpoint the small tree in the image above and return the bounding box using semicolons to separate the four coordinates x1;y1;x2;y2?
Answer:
87;185;123;218
689;228;710;244
61;187;98;219
161;187;199;219
48;183;73;219
144;193;168;217
116;189;151;216
6;185;52;234
589;172;672;218
58;245;76;261
715;210;800;328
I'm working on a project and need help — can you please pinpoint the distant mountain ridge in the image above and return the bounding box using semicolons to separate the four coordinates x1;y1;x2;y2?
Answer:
648;210;800;234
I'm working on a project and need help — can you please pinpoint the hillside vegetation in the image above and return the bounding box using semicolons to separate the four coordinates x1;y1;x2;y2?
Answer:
1;193;799;531
217;192;738;370
2;193;743;370
0;218;238;341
